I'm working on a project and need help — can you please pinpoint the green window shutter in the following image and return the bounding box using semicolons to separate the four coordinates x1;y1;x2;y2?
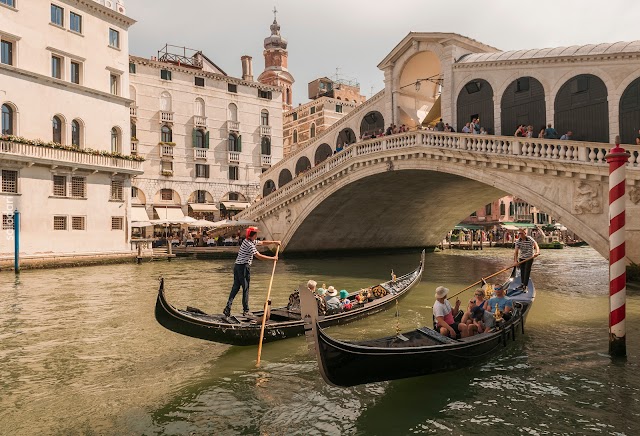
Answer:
192;128;197;147
205;131;210;148
237;135;242;152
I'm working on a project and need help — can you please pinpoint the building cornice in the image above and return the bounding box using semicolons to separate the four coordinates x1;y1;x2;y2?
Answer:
284;96;357;116
453;52;640;69
60;0;136;27
129;55;282;93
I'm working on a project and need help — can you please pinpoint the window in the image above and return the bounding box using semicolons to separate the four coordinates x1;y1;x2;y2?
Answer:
108;28;119;48
516;77;530;93
2;214;13;230
51;55;62;79
70;12;81;33
335;104;343;113
1;40;12;65
293;129;298;143
228;133;240;152
71;176;85;198
53;215;67;230
500;202;506;216
1;0;16;7
111;216;124;230
70;61;80;84
228;192;239;201
258;90;272;99
52;116;63;143
310;123;316;138
194;129;204;148
193;190;205;203
51;4;64;26
292;112;298;121
161;125;172;143
228;166;239;180
161;161;173;173
110;179;123;201
485;203;492;216
131;186;138;198
160;69;171;80
53;175;66;196
71;119;80;147
261;137;271;155
110;74;118;95
195;164;210;178
161;189;173;201
111;127;120;152
195;77;205;87
310;106;316;115
261;110;269;126
1;104;13;135
130;122;136;140
1;170;17;193
129;62;136;74
227;83;237;93
72;216;85;230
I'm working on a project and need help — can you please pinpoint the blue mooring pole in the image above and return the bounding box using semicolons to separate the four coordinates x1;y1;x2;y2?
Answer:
14;210;20;273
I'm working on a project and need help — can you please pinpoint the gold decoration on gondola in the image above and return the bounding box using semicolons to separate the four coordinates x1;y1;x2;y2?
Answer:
371;285;388;299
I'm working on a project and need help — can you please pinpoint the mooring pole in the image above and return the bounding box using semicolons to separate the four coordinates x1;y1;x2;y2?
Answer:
14;209;20;274
606;136;628;358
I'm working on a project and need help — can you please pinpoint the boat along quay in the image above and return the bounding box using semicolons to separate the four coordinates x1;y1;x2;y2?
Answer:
1;247;639;435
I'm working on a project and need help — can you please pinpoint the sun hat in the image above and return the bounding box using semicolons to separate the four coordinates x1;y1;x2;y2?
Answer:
317;288;327;296
435;286;449;299
339;290;349;299
327;286;338;297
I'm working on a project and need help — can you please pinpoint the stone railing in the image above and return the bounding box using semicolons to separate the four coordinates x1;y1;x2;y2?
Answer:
228;151;240;163
131;140;138;154
194;148;208;160
261;154;272;166
194;115;207;128
260;125;272;136
241;130;640;219
130;106;137;117
0;139;143;174
228;120;240;132
160;145;174;158
160;110;174;123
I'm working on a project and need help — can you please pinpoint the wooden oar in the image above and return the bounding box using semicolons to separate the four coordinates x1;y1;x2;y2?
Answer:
256;245;280;368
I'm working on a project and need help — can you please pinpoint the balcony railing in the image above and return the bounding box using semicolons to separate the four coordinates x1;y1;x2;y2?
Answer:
228;120;240;132
131;140;138;154
160;110;174;123
261;154;272;166
194;115;207;128
260;125;271;136
194;148;208;160
228;151;240;163
160;145;174;158
0;139;142;174
130;106;138;117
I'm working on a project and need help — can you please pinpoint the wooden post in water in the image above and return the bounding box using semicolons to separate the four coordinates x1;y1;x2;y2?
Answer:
606;136;628;358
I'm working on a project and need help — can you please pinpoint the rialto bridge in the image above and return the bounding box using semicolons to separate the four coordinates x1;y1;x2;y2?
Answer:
238;33;640;263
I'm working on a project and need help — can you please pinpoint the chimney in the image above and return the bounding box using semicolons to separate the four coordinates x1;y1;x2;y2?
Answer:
241;55;253;82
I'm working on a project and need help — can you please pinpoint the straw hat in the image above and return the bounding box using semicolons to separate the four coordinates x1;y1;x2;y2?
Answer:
435;286;449;299
327;286;338;297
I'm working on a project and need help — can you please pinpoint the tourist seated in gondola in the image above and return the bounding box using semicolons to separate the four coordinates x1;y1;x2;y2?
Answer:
339;290;353;311
486;286;513;321
306;280;327;315
325;286;342;314
461;288;488;325
433;286;469;339
470;305;496;333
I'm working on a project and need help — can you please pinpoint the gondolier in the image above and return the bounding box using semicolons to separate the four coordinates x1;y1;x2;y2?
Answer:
514;229;540;291
223;226;280;318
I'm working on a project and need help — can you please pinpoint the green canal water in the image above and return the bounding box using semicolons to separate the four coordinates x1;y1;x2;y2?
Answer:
1;247;639;435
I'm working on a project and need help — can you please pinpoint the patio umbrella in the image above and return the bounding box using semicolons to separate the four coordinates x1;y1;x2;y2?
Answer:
211;219;258;228
190;219;216;227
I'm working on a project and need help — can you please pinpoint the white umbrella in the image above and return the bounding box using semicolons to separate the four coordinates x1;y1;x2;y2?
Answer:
190;219;216;227
211;219;257;228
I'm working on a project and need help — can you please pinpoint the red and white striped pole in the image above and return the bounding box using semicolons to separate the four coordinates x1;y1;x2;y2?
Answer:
606;135;629;357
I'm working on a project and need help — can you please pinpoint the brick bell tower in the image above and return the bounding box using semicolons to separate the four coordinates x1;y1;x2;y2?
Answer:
257;7;294;111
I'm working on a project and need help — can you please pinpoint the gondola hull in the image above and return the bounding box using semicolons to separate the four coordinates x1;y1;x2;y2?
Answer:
154;250;425;346
302;270;535;387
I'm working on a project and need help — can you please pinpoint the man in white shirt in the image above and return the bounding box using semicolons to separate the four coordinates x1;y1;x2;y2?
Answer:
433;286;469;338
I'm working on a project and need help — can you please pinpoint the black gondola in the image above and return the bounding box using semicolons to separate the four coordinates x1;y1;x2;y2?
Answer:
300;269;535;387
154;250;425;346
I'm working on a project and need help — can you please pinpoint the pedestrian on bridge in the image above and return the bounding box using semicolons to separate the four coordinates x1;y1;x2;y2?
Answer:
514;229;540;291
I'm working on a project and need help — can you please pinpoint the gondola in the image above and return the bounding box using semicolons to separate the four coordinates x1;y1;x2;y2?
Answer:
154;250;425;346
301;268;535;387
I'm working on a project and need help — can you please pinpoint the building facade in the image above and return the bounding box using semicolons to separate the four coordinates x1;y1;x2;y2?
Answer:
129;47;283;227
0;0;142;256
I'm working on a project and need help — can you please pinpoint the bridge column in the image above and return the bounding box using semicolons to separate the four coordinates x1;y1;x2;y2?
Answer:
512;140;521;155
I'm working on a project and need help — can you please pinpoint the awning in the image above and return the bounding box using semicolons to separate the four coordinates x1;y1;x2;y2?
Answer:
154;207;186;222
501;222;537;230
131;206;151;222
131;221;153;227
220;201;250;211
455;224;484;231
501;225;519;231
188;203;218;212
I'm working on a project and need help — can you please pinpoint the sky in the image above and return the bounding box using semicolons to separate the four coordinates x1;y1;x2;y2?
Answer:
126;0;640;106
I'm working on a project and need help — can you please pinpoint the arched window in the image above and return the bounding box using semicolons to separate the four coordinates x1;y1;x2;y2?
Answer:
293;129;298;143
261;109;269;126
161;125;172;143
228;133;239;151
71;119;81;147
194;129;204;148
261;136;271;155
286;88;291;105
111;127;120;153
310;123;316;138
228;103;238;121
195;98;205;117
160;91;172;111
1;104;13;135
52;115;63;143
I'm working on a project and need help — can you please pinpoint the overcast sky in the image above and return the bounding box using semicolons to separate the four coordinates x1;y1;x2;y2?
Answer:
126;0;640;106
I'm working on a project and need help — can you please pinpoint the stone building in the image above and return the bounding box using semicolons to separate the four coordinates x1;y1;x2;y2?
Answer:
257;12;294;112
129;45;283;229
0;0;142;256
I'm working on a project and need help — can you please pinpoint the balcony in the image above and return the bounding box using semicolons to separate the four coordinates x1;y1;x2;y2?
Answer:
228;120;240;132
228;151;240;164
260;125;271;136
161;169;173;176
0;139;142;175
131;140;138;154
130;106;138;118
194;115;207;128
261;154;272;166
160;110;174;124
160;145;174;158
194;148;208;160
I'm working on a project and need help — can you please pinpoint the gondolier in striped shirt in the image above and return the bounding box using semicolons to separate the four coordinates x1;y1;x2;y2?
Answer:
514;229;540;291
223;226;280;318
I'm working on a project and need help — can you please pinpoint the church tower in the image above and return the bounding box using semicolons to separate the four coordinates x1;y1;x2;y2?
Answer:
258;8;294;111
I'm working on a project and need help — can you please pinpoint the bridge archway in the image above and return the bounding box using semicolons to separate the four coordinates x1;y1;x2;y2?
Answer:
457;79;494;134
554;74;608;142
360;111;385;137
263;180;276;197
396;51;442;128
278;169;292;188
500;77;546;136
295;156;311;175
337;128;356;148
314;143;333;165
619;76;640;145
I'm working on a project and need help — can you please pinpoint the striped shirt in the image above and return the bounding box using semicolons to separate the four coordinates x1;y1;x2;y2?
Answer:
515;236;536;260
235;239;259;265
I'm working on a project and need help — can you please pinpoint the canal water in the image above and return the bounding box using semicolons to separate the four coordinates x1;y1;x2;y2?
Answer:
1;247;639;435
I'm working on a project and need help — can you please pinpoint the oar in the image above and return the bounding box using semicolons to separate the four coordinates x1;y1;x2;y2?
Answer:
256;245;280;368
